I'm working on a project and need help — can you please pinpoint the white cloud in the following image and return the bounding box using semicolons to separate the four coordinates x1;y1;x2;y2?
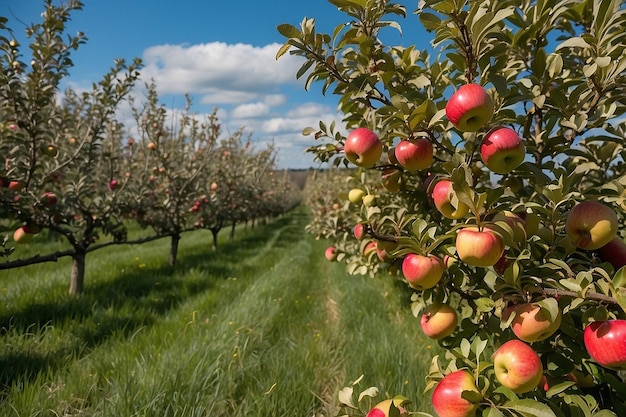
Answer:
231;102;271;119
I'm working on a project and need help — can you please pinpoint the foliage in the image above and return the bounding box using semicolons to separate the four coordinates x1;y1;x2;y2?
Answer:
279;0;626;415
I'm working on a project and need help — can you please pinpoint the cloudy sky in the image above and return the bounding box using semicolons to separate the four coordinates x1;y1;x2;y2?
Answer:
2;0;427;169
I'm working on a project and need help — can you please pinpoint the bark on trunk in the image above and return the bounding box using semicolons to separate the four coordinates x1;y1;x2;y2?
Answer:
69;251;86;296
211;228;219;251
230;221;236;240
169;234;180;266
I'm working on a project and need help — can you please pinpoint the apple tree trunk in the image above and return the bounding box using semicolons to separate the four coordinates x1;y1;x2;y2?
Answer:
169;234;180;266
69;251;86;296
210;227;220;251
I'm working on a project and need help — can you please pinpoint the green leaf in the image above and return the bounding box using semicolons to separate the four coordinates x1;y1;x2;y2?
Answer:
419;12;442;31
276;23;301;39
503;399;557;417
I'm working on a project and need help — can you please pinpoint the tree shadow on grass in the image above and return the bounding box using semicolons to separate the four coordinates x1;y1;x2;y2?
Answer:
0;209;308;393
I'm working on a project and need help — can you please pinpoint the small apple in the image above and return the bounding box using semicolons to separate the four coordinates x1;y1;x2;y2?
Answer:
148;142;157;151
479;127;525;174
502;302;562;342
41;192;57;207
395;138;433;172
420;303;458;339
354;224;368;241
583;320;626;370
493;340;543;394
445;84;494;132
210;182;218;192
8;180;24;192
343;127;383;168
431;370;481;417
363;241;378;257
565;201;618;250
348;188;366;204
362;194;376;207
376;246;391;262
366;399;407;417
455;227;504;267
381;168;402;193
431;180;469;220
40;144;58;157
325;246;338;262
401;253;444;290
596;236;626;269
13;227;33;244
109;179;119;191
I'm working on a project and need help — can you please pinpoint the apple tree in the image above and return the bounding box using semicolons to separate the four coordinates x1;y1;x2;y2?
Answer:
279;0;626;416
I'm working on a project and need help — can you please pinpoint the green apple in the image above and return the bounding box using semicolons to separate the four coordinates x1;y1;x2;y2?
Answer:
431;370;481;417
348;188;366;204
493;340;543;394
420;303;458;339
565;201;618;250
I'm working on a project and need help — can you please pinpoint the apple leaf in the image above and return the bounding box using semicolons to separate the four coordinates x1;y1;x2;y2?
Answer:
338;386;356;408
461;389;483;404
484;407;505;417
276;23;301;39
357;386;379;402
536;297;560;323
502;399;557;417
592;411;618;417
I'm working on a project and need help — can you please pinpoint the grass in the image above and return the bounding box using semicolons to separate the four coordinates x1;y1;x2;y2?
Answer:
0;208;438;416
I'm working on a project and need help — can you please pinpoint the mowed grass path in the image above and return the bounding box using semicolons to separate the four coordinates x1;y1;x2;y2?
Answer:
0;208;437;417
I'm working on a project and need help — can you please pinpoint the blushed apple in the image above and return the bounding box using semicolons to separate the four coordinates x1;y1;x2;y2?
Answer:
366;399;407;417
432;180;469;220
402;253;444;290
431;370;481;417
325;246;338;262
353;223;368;240
455;227;504;267
421;303;458;339
493;339;543;394
445;84;494;132
344;127;383;168
363;241;378;257
583;320;626;370
395;138;433;172
565;201;618;250
479;127;525;174
13;227;33;244
502;302;562;342
596;236;626;269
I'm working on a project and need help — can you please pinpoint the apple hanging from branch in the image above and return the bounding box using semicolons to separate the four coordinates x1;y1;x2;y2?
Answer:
343;127;383;168
445;83;494;132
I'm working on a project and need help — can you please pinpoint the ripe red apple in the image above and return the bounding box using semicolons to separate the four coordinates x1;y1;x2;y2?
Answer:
431;370;481;417
431;180;469;219
109;179;119;191
325;246;338;262
366;399;407;417
565;201;618;250
13;227;33;244
41;192;57;207
401;253;444;290
148;142;157;151
596;236;626;269
493;340;543;394
40;143;58;157
8;180;24;192
363;241;378;257
583;320;626;370
343;127;383;168
502;302;561;342
353;224;368;240
210;182;218;192
395;138;433;172
455;227;504;267
420;303;458;339
445;84;494;132
479;127;525;174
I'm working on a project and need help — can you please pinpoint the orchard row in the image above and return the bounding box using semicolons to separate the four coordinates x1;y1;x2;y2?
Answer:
0;3;301;295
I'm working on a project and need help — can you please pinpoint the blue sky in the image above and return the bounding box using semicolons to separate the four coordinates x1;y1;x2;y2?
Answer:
1;1;429;169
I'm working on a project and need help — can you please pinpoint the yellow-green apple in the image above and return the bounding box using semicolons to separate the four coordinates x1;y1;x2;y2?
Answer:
493;340;543;394
325;246;338;262
445;84;494;132
353;223;368;240
366;399;407;417
479;127;525;174
431;370;481;417
401;253;444;290
502;302;562;342
344;127;383;168
381;168;402;192
13;226;34;244
583;320;626;370
395;138;433;172
455;227;504;267
41;192;57;207
348;188;366;204
596;236;626;269
420;303;458;339
432;180;469;219
40;143;58;157
362;194;376;207
565;201;618;250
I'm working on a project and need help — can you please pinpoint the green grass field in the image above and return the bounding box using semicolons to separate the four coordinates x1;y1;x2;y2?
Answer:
0;208;437;417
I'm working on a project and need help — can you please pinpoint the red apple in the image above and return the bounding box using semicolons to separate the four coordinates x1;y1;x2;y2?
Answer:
565;201;618;250
363;241;378;257
325;246;338;262
431;370;481;417
353;223;368;240
493;340;543;394
366;399;407;417
596;236;626;269
395;138;433;172
401;253;444;290
455;227;504;267
343;127;383;168
109;179;119;191
8;180;24;192
420;303;458;339
13;227;33;244
210;182;218;192
445;84;494;132
41;192;57;207
431;180;469;219
148;142;157;151
583;320;626;370
479;127;525;174
502;302;561;342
